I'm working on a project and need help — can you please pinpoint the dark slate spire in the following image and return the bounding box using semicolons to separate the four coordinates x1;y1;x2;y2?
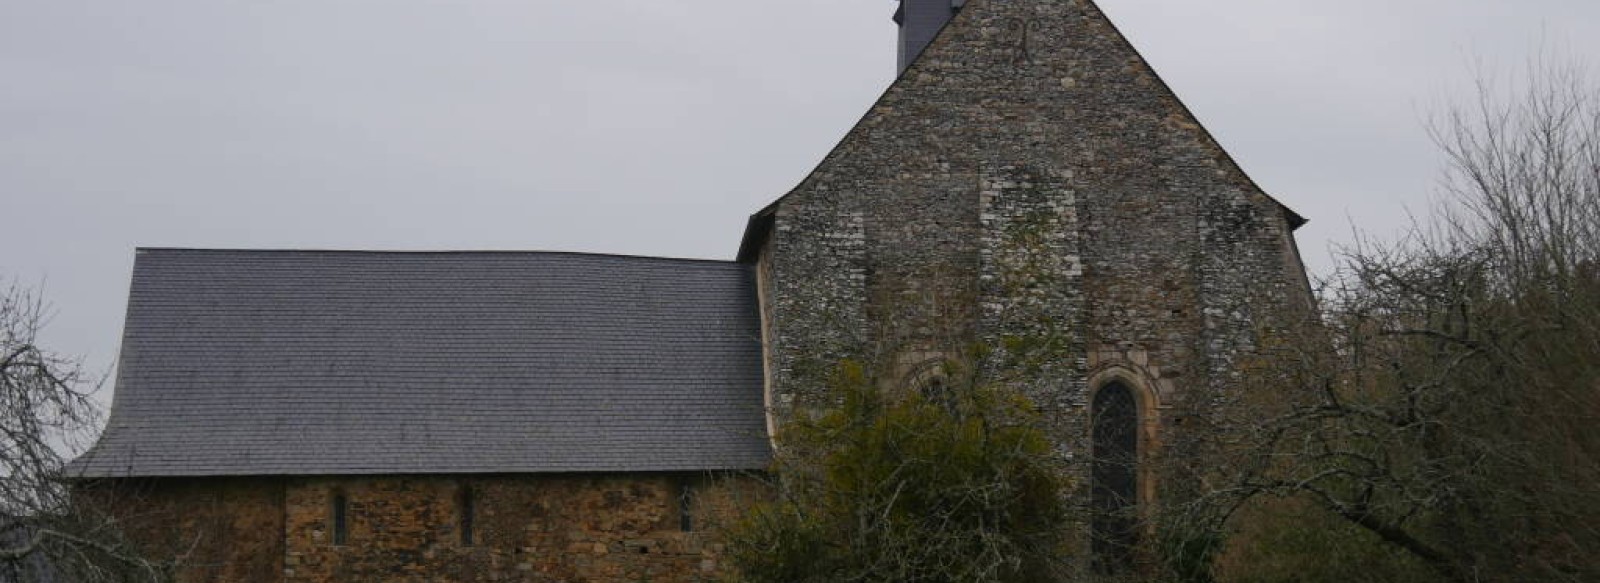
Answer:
894;0;963;75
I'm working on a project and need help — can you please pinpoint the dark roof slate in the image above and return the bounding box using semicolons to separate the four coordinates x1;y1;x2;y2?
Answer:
66;249;770;478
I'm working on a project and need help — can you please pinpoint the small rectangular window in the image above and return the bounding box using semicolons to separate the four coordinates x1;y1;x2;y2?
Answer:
459;484;476;546
331;493;348;546
677;479;695;533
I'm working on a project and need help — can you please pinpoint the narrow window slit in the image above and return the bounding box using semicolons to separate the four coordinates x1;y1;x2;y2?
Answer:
331;492;349;546
678;479;695;533
459;484;476;546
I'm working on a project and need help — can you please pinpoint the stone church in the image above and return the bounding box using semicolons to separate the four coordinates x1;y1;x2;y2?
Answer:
67;0;1311;581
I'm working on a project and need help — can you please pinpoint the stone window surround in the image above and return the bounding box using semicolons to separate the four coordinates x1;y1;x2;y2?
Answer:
1085;362;1162;517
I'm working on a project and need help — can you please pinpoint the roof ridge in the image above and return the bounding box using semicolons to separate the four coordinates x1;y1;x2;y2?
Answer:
134;247;743;265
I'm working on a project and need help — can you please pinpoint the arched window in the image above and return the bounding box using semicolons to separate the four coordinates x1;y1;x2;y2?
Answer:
1091;381;1139;573
919;375;957;410
904;358;956;412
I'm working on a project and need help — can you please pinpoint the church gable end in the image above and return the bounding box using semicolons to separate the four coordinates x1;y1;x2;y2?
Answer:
757;0;1310;566
762;0;1304;405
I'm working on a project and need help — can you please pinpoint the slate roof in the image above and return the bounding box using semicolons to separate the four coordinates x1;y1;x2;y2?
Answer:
66;249;771;478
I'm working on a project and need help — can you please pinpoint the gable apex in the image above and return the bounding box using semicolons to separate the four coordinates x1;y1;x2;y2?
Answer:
746;0;1303;235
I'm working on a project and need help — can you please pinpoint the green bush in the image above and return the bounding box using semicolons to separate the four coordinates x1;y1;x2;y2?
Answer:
729;361;1068;583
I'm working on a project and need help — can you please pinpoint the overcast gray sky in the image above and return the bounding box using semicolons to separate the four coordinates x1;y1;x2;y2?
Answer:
3;0;1598;405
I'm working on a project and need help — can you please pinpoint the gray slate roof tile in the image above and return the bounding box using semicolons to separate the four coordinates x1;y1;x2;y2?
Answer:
65;249;771;478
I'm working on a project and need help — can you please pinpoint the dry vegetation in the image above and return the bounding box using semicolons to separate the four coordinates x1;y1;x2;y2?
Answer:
1;285;173;582
1165;58;1600;583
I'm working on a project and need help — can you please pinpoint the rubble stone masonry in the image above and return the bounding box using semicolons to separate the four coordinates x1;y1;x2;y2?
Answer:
88;474;764;583
754;0;1312;568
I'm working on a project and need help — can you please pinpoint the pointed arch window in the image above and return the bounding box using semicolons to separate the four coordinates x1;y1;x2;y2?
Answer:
1091;381;1139;573
903;358;956;412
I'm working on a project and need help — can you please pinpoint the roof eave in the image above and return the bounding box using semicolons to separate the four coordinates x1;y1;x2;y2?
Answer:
1282;202;1308;231
735;203;778;263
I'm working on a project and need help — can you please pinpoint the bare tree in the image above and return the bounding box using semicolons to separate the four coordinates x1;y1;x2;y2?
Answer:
1164;56;1600;583
0;283;171;582
1435;53;1600;288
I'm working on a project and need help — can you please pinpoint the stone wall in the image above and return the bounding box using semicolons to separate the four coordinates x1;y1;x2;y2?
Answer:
755;0;1312;571
87;473;765;583
77;478;286;583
